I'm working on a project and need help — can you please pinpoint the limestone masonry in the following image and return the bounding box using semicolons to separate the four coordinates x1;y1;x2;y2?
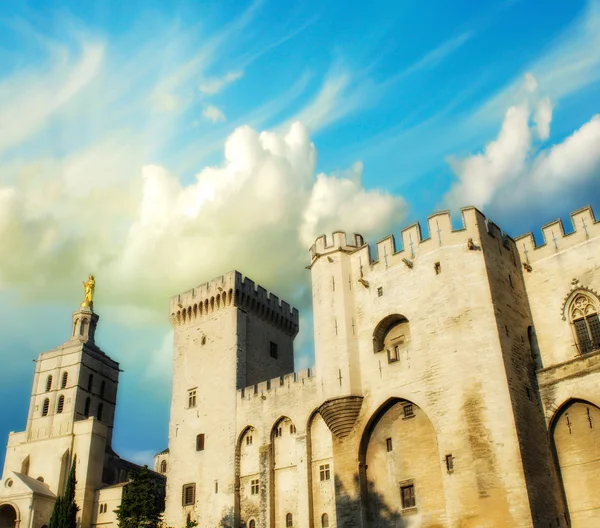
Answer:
2;204;599;528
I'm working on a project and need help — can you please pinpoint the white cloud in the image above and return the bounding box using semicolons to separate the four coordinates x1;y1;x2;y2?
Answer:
445;74;600;216
203;105;226;123
198;71;243;95
0;121;407;322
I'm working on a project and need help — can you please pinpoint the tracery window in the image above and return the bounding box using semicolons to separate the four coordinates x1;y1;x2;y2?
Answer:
570;294;600;354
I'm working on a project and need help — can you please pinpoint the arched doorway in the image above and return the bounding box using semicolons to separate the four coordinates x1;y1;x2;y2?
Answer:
551;399;600;527
0;504;18;528
359;399;445;527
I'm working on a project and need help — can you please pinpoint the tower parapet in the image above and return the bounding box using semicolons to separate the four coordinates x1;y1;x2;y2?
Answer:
308;206;519;279
515;206;598;266
169;271;299;337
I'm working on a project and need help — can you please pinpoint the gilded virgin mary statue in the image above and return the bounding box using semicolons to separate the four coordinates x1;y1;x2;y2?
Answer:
81;274;95;309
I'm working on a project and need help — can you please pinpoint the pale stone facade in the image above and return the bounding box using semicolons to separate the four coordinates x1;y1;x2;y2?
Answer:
0;304;163;528
160;205;600;528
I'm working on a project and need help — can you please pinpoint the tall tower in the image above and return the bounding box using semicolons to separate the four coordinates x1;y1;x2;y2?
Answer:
308;231;364;401
1;276;122;528
163;271;298;528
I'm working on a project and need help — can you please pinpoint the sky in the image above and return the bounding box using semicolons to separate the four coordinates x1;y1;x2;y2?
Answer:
1;0;599;469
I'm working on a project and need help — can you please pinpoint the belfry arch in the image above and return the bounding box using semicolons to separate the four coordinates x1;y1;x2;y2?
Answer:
0;503;19;528
550;398;600;527
358;398;446;527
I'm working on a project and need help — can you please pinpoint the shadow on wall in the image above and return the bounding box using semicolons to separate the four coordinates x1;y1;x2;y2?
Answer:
336;475;407;528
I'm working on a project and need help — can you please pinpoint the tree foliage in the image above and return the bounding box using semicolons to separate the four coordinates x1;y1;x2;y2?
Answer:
116;465;165;528
49;455;79;528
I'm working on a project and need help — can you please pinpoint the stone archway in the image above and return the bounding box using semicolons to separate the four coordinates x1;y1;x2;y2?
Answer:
358;398;446;527
0;503;18;528
551;399;600;527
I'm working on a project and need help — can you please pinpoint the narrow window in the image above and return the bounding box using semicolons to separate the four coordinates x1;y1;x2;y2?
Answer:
445;454;454;472
201;336;206;345
246;435;253;446
196;433;205;451
160;460;167;473
188;389;197;408
42;398;50;416
386;437;393;452
215;480;218;493
251;479;259;495
322;513;329;527
319;464;331;481
290;424;296;434
97;403;104;421
88;374;94;392
377;286;383;297
434;262;441;275
46;375;53;392
182;483;196;506
403;404;414;418
400;483;416;509
388;346;399;363
100;381;106;398
270;341;278;359
286;513;293;527
249;521;256;528
84;397;91;417
57;395;65;414
61;372;68;389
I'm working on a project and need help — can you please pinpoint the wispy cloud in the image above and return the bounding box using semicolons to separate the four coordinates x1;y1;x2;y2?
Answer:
198;71;243;95
203;104;226;123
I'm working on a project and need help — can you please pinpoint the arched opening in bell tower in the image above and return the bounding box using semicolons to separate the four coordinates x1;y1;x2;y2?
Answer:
0;503;18;528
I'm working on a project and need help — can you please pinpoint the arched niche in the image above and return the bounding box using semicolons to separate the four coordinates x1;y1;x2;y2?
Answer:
372;314;410;357
550;399;600;527
358;398;445;527
271;417;298;528
235;426;260;528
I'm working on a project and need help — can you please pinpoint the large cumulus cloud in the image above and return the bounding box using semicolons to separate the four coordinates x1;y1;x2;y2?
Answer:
0;122;407;321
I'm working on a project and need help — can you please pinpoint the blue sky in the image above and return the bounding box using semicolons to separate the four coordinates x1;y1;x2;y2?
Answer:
1;0;599;468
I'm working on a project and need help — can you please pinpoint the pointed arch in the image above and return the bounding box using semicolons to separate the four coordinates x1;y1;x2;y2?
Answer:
372;314;409;353
57;395;65;414
42;398;50;416
61;371;68;388
564;290;600;354
46;375;53;392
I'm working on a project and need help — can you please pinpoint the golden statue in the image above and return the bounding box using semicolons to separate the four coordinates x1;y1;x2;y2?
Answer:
81;274;95;309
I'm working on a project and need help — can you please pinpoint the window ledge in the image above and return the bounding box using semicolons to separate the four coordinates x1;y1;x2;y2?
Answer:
401;507;418;515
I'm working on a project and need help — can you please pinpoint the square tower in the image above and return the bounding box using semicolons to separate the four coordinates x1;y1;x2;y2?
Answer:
164;271;298;528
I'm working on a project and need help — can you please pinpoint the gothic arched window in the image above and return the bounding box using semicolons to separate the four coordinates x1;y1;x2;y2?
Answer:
322;513;329;527
160;460;167;473
46;375;53;392
100;381;106;398
286;513;293;527
569;293;600;354
42;398;50;416
97;403;104;421
88;374;94;392
57;395;65;414
61;371;68;388
84;397;91;417
249;520;256;528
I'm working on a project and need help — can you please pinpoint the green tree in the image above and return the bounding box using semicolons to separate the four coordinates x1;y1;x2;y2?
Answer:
49;455;79;528
116;465;164;528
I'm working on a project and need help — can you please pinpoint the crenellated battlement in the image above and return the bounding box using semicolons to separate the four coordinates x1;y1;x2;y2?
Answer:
237;368;315;401
169;270;299;337
308;206;518;275
515;206;599;265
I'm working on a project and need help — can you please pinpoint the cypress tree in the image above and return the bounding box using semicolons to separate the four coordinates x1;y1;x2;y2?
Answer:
48;455;79;528
115;465;164;528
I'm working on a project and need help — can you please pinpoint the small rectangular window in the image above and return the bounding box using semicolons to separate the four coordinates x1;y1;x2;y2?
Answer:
434;262;441;275
400;484;415;509
196;433;205;451
388;346;399;363
445;454;454;472
188;389;197;408
215;481;219;494
251;479;259;495
182;483;196;506
403;404;414;418
377;286;383;297
270;341;278;359
386;438;393;452
319;464;331;481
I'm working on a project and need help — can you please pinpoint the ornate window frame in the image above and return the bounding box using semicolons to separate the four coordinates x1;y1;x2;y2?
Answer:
562;287;600;355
